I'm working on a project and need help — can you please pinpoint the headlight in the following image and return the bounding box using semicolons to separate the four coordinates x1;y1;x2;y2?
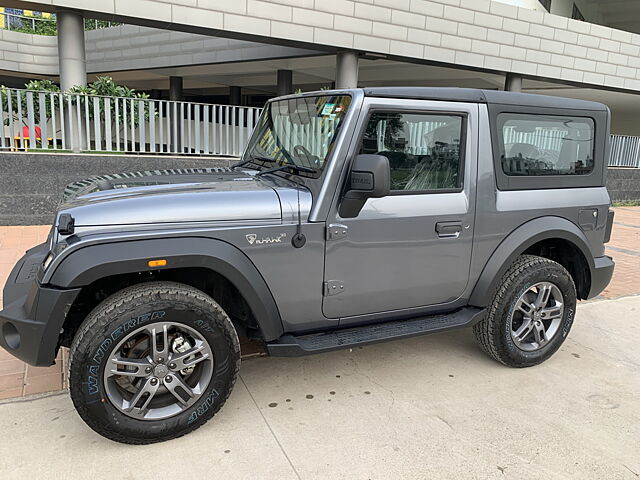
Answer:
42;241;68;271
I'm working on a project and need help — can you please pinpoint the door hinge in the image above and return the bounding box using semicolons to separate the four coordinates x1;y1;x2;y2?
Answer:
326;224;348;241
323;280;345;296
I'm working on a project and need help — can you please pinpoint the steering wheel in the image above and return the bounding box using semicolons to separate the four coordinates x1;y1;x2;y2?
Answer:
293;144;320;166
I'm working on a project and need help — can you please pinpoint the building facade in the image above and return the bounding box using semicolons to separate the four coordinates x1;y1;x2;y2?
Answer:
0;0;640;134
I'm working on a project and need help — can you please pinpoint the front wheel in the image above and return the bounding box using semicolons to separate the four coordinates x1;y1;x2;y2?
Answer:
473;255;577;368
69;281;240;444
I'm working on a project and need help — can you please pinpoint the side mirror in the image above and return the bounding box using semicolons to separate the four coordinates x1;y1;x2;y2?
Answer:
339;154;390;218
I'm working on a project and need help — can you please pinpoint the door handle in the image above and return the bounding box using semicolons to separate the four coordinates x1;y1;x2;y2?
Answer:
436;221;463;238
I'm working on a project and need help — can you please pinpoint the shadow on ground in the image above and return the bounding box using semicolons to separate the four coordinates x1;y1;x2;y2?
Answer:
1;297;639;480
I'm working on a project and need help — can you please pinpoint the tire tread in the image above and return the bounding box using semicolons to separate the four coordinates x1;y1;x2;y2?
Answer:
69;281;240;444
473;255;575;368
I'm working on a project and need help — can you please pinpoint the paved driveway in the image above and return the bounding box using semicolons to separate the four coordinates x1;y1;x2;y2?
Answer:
1;296;639;480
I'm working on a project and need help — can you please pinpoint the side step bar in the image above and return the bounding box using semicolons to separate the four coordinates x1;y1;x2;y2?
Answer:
267;307;485;357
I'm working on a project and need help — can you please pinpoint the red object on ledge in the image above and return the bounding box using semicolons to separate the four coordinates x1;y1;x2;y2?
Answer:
21;125;42;138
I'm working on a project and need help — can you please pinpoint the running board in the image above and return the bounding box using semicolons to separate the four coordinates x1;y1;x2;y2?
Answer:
267;307;485;357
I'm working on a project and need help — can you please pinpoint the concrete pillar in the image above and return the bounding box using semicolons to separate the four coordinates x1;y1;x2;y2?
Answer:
169;76;183;101
169;77;183;152
277;69;293;96
335;51;359;89
504;73;523;92
549;0;573;18
57;10;86;91
229;86;241;105
57;10;86;152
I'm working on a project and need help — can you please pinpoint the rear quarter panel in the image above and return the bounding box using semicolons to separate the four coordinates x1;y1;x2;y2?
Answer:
466;104;611;304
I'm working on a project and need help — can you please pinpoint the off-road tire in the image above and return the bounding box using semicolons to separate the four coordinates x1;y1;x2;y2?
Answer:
473;255;577;367
69;281;240;444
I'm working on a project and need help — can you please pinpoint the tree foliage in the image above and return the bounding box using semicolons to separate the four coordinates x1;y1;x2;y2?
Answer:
67;76;152;128
1;15;120;36
1;77;151;130
1;79;60;126
67;76;148;100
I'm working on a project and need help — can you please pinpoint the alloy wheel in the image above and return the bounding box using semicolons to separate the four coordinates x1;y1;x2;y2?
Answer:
103;321;214;420
510;282;564;352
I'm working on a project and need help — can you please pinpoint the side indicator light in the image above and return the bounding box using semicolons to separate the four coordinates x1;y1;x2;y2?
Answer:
148;259;167;267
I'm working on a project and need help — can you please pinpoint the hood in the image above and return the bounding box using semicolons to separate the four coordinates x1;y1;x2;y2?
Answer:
58;168;294;227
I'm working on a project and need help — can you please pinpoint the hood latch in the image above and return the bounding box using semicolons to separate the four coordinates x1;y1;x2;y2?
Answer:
58;214;75;235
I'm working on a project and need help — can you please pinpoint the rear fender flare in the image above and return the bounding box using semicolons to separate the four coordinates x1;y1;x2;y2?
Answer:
48;237;283;341
469;217;594;307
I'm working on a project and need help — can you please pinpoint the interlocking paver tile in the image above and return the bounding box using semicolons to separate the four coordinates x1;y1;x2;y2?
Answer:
602;207;640;300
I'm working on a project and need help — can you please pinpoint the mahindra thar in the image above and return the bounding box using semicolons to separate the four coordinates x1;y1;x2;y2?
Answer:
0;88;614;443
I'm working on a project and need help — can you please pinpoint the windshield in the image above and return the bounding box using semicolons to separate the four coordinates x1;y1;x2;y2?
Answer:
242;95;352;175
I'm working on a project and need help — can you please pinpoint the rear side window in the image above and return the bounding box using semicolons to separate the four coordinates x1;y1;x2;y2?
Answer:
498;113;594;177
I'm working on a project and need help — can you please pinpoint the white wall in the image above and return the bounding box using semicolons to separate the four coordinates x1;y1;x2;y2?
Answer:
5;0;640;93
0;24;315;76
2;0;640;100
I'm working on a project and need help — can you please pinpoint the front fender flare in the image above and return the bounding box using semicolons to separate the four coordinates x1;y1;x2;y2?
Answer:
48;237;283;341
469;217;594;307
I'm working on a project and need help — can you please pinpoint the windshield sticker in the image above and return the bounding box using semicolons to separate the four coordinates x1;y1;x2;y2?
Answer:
321;103;335;115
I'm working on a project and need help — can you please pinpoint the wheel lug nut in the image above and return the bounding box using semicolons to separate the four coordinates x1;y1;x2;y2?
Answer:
165;376;173;383
169;363;177;370
145;367;152;374
157;357;164;364
150;378;158;386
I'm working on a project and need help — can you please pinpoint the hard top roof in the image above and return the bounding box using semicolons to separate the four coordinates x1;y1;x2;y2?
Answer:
362;87;608;111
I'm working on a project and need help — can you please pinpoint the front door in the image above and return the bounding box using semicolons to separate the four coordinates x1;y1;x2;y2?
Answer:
323;101;477;320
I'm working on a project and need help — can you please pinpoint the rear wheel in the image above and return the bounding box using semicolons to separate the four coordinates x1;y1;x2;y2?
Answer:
69;281;240;444
473;255;577;367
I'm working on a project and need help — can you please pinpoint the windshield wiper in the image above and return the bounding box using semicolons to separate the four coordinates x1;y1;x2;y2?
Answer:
232;156;276;169
256;163;317;177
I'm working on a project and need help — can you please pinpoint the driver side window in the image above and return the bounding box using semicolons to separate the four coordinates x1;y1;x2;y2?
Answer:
359;112;464;192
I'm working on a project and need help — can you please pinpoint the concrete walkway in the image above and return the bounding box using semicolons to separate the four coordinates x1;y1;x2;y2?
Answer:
0;296;638;480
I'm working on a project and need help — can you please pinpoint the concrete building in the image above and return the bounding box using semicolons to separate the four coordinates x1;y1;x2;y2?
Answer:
1;0;640;134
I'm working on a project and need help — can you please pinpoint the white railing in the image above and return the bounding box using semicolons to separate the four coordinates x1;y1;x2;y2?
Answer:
609;135;640;168
0;88;261;156
2;88;640;167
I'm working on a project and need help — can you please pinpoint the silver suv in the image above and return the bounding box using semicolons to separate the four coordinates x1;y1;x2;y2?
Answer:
0;88;615;443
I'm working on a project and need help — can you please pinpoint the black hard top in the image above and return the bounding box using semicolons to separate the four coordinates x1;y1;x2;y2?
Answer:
363;87;608;111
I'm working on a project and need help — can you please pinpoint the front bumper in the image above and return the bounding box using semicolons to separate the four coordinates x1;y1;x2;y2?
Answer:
587;255;615;299
0;243;80;366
